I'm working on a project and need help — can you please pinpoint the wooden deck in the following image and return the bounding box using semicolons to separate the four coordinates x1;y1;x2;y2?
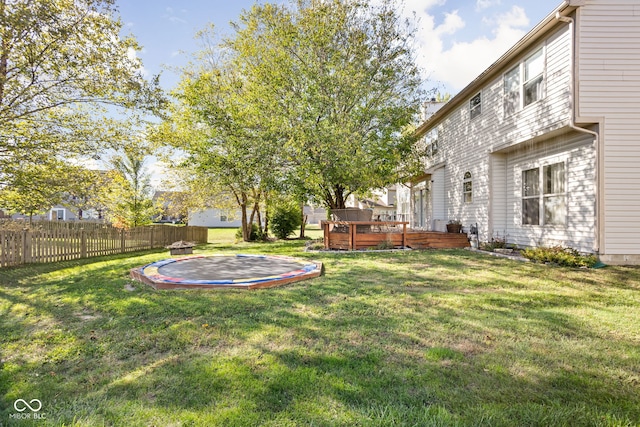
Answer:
321;221;470;251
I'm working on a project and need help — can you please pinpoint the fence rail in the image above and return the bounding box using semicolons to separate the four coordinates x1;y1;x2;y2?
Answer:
0;224;209;268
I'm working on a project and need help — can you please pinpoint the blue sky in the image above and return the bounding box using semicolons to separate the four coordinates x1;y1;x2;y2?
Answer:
118;0;562;95
116;0;562;187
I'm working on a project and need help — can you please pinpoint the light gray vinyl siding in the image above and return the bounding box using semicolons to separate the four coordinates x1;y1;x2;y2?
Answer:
577;1;640;255
503;132;596;253
418;25;574;243
431;167;446;223
489;154;508;241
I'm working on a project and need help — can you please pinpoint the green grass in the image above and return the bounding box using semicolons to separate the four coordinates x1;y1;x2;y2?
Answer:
1;235;639;426
207;225;324;244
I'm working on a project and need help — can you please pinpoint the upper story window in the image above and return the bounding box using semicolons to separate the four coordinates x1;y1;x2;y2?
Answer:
524;49;544;106
469;93;482;120
522;162;566;226
425;128;438;158
504;47;545;115
463;172;472;203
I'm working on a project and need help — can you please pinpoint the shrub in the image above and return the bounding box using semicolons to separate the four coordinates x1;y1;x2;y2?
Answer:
376;239;395;250
480;236;507;252
521;246;598;268
305;239;325;251
235;223;262;241
271;201;302;240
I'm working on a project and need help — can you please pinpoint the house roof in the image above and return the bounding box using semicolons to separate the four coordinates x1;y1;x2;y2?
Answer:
415;0;580;137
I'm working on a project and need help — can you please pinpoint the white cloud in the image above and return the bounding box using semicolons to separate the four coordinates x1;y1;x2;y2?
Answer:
411;5;531;92
401;0;446;15
495;6;530;28
164;6;187;24
126;46;148;76
435;11;465;36
147;158;169;189
476;0;501;11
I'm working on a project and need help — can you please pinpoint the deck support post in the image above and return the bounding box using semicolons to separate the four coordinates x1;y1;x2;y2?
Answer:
402;223;407;248
349;223;356;251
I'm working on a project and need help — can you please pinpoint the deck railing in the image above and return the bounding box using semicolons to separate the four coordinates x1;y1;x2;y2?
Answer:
321;220;409;251
321;220;470;251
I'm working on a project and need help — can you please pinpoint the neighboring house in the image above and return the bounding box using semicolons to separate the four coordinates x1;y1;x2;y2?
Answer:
356;186;399;221
153;191;186;223
304;205;327;226
188;209;243;228
411;0;640;265
190;205;326;228
11;205;103;222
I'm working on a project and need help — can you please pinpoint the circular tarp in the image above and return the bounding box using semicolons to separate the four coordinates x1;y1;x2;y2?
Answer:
131;254;322;290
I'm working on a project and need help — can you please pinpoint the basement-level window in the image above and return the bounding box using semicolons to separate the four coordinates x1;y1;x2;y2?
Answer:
463;172;472;203
522;162;566;226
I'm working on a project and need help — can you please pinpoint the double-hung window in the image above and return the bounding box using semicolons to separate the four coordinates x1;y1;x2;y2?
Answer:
425;129;438;158
470;93;482;120
524;49;544;106
522;162;566;226
504;48;545;115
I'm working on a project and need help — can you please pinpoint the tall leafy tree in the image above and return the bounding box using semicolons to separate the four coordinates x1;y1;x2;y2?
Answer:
101;146;157;228
0;161;95;223
156;26;284;241
0;0;164;188
230;0;425;209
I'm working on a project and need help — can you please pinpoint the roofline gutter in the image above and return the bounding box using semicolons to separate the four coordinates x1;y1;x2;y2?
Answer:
555;8;602;254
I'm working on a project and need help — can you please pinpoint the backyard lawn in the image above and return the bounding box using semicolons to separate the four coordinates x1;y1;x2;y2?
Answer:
1;231;639;426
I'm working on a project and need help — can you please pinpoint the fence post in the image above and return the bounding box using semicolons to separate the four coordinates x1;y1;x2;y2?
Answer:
22;228;31;264
120;228;126;253
80;228;87;258
150;226;154;249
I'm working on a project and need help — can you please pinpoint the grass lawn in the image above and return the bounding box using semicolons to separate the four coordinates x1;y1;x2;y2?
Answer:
1;234;639;426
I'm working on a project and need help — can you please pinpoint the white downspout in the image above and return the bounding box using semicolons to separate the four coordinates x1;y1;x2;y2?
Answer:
556;11;602;254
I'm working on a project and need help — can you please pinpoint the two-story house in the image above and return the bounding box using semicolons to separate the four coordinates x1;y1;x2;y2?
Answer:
412;0;640;265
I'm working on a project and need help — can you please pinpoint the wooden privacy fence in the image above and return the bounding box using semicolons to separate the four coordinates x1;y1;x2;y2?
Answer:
0;224;208;267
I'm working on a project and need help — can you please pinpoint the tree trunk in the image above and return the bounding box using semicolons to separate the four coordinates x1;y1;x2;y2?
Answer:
299;201;306;238
248;193;259;241
324;184;348;210
262;191;270;240
239;192;250;242
0;0;8;107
